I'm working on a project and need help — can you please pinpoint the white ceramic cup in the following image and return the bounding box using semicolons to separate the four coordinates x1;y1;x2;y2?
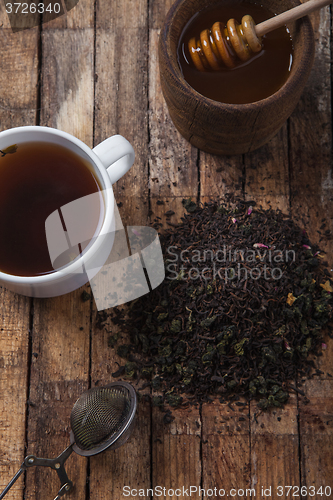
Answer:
0;126;135;297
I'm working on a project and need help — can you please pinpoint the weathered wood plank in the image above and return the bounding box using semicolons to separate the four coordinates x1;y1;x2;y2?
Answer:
0;27;39;128
0;4;11;28
152;406;201;500
198;163;250;496
299;380;333;495
0;14;38;500
41;0;94;30
196;45;247;499
40;28;94;147
200;152;244;206
24;3;94;499
149;12;201;486
0;292;31;500
244;127;290;210
148;3;202;495
288;9;333;495
202;401;251;499
149;22;198;220
89;0;151;497
148;27;201;483
90;283;151;500
25;295;91;500
289;7;333;266
250;395;299;500
95;0;149;228
94;26;148;227
244;144;300;493
244;132;299;498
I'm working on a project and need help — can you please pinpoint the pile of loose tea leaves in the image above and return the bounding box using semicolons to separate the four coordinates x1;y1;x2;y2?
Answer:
98;200;333;411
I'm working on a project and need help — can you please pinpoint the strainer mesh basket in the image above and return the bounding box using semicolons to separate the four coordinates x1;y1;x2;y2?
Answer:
70;385;132;451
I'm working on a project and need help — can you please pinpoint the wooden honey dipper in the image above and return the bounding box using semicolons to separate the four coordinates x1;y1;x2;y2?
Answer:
188;0;331;71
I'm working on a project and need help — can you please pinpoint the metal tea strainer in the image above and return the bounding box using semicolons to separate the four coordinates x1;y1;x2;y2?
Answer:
0;381;137;500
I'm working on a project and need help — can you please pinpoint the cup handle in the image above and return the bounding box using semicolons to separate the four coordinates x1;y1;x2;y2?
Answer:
92;135;135;184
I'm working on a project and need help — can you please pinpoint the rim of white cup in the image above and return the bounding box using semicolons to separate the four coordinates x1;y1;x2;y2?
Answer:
0;126;114;284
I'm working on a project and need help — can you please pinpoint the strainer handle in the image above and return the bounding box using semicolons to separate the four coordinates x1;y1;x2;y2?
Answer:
53;482;74;500
24;445;74;499
0;445;74;500
0;465;26;499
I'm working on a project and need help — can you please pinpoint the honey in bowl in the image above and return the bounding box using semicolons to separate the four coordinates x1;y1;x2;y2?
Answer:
178;2;293;104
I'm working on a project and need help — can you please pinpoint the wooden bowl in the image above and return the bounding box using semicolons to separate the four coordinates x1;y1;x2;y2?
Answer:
159;0;315;155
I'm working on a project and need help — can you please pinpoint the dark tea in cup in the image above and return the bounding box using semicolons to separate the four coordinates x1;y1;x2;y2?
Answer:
0;142;104;277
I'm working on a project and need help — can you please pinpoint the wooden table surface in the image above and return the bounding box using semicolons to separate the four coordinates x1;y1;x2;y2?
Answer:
0;1;332;499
